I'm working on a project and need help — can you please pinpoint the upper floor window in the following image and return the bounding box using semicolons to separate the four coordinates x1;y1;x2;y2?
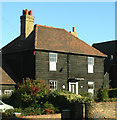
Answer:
49;53;57;71
88;57;94;73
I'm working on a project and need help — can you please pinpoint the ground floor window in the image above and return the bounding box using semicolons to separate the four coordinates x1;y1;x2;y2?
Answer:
88;82;94;95
0;90;1;95
49;80;57;90
4;90;13;95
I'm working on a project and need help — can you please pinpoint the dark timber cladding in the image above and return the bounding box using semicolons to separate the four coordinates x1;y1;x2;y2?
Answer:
35;50;105;94
93;40;117;88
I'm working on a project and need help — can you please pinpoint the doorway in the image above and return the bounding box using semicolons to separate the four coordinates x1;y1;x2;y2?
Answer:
69;82;78;94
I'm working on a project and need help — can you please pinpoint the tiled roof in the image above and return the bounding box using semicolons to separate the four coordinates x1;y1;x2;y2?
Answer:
2;24;106;57
0;67;16;85
34;24;107;57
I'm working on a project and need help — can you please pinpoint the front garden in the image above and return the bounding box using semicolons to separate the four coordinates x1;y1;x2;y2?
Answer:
1;78;117;118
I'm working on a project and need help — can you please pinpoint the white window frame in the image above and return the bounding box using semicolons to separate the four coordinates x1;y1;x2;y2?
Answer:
88;57;94;73
88;82;94;95
110;55;113;60
49;80;57;90
0;90;2;96
4;90;13;95
49;53;57;71
69;82;78;94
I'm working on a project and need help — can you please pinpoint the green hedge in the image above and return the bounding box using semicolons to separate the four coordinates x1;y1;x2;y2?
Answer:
108;88;117;98
97;88;109;102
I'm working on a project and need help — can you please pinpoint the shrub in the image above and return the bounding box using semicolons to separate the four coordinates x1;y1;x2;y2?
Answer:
108;88;117;98
9;78;49;108
5;109;14;117
98;88;109;102
43;101;59;114
80;92;92;98
22;107;36;116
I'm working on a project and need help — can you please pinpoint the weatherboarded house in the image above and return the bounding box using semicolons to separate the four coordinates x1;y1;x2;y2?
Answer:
0;67;16;95
93;40;117;88
2;9;107;95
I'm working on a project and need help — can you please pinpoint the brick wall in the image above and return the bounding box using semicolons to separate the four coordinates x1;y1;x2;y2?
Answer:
85;102;117;119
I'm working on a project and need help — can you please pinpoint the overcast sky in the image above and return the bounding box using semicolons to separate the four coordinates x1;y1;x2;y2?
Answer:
1;1;115;48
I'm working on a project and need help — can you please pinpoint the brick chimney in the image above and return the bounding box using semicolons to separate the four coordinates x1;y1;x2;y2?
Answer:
70;27;77;37
20;9;34;39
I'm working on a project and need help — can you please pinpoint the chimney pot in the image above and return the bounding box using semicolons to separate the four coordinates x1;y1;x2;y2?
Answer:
23;10;26;15
73;27;75;32
29;10;33;16
25;9;28;15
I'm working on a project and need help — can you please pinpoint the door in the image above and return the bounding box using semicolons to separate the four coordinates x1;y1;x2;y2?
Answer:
69;82;78;94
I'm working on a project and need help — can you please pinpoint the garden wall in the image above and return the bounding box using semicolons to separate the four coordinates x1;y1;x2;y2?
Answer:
85;102;117;119
62;102;117;120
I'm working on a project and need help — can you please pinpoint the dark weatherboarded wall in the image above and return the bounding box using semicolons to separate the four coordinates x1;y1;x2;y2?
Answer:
35;50;105;94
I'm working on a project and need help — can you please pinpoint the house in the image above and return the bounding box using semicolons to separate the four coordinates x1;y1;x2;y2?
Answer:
93;40;117;88
0;49;16;96
0;66;16;95
2;9;107;95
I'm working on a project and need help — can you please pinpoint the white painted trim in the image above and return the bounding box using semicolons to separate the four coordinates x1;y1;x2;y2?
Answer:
69;82;78;94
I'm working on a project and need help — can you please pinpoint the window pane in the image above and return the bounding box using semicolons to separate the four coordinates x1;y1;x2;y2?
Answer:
49;53;57;62
49;61;56;71
88;64;93;73
88;57;94;65
50;54;56;57
49;80;57;90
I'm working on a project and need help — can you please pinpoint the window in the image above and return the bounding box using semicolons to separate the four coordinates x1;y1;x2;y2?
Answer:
110;55;113;60
49;80;57;90
4;90;13;95
88;82;94;95
49;53;57;71
88;57;94;73
0;90;1;96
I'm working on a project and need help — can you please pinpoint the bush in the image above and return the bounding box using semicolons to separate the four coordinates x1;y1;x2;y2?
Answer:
2;94;11;104
98;88;109;102
48;90;94;111
108;88;117;98
43;101;58;114
9;78;49;108
80;92;92;98
5;109;14;117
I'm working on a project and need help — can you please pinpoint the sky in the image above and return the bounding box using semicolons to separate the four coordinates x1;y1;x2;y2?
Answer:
1;1;115;48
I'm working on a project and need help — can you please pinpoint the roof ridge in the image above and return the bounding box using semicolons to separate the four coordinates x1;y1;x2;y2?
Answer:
35;24;64;30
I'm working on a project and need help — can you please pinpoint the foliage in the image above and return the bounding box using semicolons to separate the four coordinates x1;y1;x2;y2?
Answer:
9;78;49;108
79;92;92;98
4;109;14;117
48;90;94;111
97;88;109;102
2;94;11;104
107;88;117;98
43;101;58;114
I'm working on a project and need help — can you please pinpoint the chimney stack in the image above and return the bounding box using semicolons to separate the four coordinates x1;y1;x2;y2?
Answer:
20;9;34;39
70;27;77;37
73;27;75;32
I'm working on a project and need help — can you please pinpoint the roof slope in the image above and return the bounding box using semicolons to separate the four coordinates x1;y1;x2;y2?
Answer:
2;31;35;54
2;24;106;57
0;67;16;85
35;24;106;57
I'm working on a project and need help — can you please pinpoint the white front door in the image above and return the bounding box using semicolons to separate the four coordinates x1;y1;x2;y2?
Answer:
69;82;78;94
